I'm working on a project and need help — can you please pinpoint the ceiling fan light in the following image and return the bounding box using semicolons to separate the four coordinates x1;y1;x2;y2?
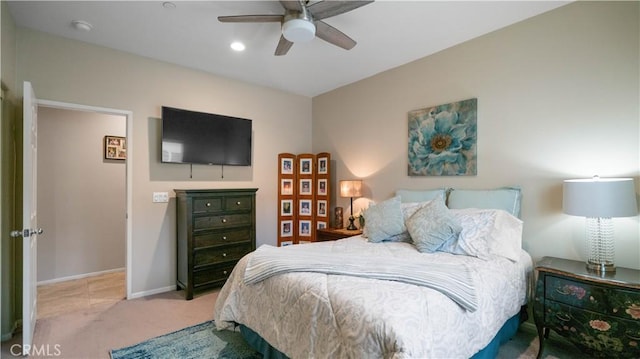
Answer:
282;19;316;43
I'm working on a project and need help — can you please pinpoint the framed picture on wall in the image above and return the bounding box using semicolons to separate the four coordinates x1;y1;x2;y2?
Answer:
104;135;126;160
317;221;327;229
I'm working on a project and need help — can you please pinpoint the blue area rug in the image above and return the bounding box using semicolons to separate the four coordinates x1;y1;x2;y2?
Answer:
110;321;262;359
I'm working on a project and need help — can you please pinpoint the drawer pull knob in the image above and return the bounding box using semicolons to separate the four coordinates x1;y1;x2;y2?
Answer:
206;202;211;207
222;236;227;240
555;312;572;322
222;253;227;257
223;270;228;275
236;201;241;205
222;218;227;223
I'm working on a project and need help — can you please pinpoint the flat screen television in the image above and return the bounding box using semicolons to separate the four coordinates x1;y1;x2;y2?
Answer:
161;106;252;166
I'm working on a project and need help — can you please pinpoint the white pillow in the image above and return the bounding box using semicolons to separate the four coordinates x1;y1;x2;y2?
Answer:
441;208;523;261
361;196;405;243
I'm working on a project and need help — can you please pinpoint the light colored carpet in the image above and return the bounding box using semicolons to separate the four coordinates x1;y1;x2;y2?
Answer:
2;288;581;359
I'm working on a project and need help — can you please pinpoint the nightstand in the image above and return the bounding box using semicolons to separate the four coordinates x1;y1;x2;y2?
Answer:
533;256;640;359
316;228;362;242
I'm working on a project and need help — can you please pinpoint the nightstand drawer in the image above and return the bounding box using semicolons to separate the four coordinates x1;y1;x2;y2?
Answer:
545;300;640;358
546;275;640;321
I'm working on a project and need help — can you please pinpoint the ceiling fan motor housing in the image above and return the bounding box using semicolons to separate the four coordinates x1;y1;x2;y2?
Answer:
282;8;315;43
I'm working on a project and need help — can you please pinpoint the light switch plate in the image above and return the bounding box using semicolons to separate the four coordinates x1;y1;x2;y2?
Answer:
152;192;169;203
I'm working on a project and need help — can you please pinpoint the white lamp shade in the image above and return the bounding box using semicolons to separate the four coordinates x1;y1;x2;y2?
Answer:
282;19;316;43
563;177;638;218
340;180;362;198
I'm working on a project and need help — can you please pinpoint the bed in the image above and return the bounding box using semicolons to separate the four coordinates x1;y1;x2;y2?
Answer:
214;188;532;358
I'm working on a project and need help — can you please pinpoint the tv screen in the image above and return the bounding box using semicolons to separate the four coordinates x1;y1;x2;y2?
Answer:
161;106;252;166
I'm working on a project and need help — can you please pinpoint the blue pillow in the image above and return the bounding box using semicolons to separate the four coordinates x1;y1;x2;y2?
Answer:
406;198;462;253
362;196;405;243
395;189;447;203
447;187;522;218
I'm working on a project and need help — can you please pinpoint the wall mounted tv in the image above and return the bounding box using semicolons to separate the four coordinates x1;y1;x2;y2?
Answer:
161;106;252;166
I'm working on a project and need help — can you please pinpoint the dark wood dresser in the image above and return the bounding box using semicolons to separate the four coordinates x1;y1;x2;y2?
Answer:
174;188;257;300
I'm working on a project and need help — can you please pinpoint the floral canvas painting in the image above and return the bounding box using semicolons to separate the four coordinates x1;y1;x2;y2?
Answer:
408;98;477;176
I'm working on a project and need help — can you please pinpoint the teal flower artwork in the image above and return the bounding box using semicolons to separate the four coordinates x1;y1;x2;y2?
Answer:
408;98;477;176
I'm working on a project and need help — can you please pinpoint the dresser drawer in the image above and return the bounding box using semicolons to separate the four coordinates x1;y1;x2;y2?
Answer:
224;195;253;212
194;228;252;248
194;213;252;231
193;197;224;213
193;262;238;287
545;300;640;358
193;243;252;267
546;276;640;321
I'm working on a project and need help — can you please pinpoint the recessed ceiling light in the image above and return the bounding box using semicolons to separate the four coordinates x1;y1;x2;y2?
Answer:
162;2;176;9
71;20;93;32
230;41;246;52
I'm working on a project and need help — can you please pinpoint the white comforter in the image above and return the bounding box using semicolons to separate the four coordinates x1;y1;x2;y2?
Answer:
214;236;532;359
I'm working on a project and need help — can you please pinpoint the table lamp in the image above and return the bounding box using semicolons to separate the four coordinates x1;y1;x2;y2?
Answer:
563;176;637;273
340;180;362;230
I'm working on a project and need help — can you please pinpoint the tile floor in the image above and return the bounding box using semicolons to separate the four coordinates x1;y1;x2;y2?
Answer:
37;271;125;319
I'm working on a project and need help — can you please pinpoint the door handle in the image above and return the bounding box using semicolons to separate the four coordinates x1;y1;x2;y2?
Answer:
10;228;43;238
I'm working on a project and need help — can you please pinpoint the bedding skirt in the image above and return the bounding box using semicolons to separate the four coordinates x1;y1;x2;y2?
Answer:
238;306;526;359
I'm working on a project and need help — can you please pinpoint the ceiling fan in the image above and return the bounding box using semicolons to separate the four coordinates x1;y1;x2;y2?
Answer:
218;0;373;56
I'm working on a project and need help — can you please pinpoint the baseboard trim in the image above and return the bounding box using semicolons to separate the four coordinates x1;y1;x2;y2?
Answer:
129;285;176;299
37;267;125;286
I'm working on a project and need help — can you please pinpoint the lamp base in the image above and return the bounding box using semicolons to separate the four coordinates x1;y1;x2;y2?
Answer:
586;260;616;274
346;216;358;231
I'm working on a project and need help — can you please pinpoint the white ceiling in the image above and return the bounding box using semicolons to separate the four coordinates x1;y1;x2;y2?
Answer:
7;1;569;97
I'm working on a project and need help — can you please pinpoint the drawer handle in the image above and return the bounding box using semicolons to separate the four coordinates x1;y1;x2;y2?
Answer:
222;236;227;240
223;270;228;275
236;201;241;206
206;202;211;207
221;218;227;223
555;312;572;322
555;287;570;295
222;253;227;257
626;331;640;340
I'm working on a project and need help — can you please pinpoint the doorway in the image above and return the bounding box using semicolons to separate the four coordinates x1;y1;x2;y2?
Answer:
35;99;133;303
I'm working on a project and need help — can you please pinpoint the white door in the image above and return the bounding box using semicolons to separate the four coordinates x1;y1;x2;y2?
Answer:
21;81;40;354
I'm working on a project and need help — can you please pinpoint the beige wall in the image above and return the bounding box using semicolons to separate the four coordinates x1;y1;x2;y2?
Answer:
15;28;313;296
1;0;19;340
313;1;640;269
37;107;126;282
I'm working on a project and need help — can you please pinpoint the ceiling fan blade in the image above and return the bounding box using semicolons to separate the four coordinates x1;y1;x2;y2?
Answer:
307;1;374;20
218;15;283;23
314;20;356;50
279;1;303;12
275;35;294;56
